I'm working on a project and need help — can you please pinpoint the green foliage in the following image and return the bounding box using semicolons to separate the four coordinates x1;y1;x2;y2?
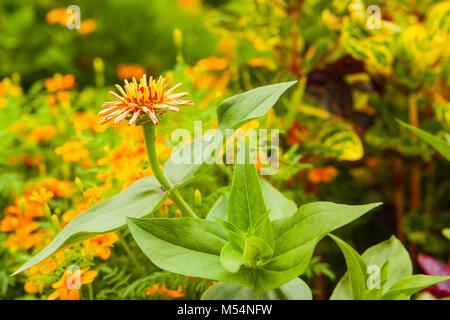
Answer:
397;120;450;161
330;235;450;300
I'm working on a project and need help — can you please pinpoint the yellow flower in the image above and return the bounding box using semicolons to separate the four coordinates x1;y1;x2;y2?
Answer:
54;140;89;162
98;75;193;126
48;268;98;300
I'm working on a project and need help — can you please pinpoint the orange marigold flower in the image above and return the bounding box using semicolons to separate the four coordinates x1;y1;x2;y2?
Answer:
62;202;89;223
164;285;184;298
45;74;75;92
72;112;106;133
28;187;54;205
46;8;71;25
83;232;119;260
98;75;193;126
308;166;339;184
54;140;89;162
48;268;98;300
146;283;161;295
27;125;56;143
24;280;41;293
39;178;75;198
195;57;228;71
145;283;184;299
78;19;96;35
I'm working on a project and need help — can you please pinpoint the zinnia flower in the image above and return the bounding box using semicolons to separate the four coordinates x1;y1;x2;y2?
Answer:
99;75;193;126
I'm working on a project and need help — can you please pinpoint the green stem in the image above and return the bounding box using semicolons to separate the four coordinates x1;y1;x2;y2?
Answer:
119;231;144;274
88;283;95;300
142;123;198;218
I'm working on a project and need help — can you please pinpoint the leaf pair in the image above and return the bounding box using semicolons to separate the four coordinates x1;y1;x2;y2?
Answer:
330;235;450;300
217;142;274;273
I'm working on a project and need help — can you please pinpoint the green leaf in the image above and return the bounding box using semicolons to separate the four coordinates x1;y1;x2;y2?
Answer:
442;228;450;240
163;81;296;188
207;182;297;221
220;242;243;273
260;180;297;220
217;81;297;131
228;144;274;249
126;217;255;288
13;176;167;275
215;217;246;252
257;202;381;291
201;278;312;300
381;275;450;300
271;202;382;257
243;236;273;264
201;282;257;300
206;193;228;221
331;235;412;300
328;234;368;300
163;134;222;188
397;119;450;161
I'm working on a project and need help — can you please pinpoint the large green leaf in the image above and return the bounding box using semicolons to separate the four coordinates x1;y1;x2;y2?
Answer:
228;146;273;250
381;275;450;300
163;81;296;188
217;81;297;131
270;202;382;257
397;119;450;161
328;234;368;300
201;278;312;300
13;176;167;275
206;194;228;221
260;180;297;220
207;181;297;221
126;217;255;288
331;236;412;300
163;134;222;188
252;202;382;291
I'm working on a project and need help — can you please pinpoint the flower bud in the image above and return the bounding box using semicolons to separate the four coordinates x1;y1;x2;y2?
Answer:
194;189;202;207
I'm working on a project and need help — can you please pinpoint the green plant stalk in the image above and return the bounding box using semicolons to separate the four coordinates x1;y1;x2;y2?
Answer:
88;283;95;300
142;122;198;218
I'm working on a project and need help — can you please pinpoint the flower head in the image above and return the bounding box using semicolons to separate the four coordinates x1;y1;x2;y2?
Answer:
99;75;193;126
